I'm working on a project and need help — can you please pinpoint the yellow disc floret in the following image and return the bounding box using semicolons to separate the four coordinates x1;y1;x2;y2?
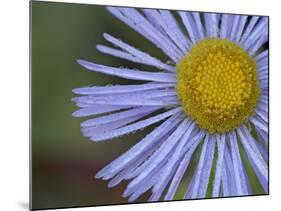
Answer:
176;38;260;133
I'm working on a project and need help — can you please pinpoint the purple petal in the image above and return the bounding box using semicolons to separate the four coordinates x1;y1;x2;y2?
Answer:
165;131;205;200
249;33;268;55
95;113;183;179
249;116;268;134
233;15;248;42
255;50;268;63
107;7;183;62
237;126;268;182
158;10;190;53
212;134;226;197
72;105;130;117
192;12;205;40
179;11;201;43
220;14;235;39
83;112;152;138
81;106;161;127
151;122;197;201
189;135;210;198
204;13;219;38
102;33;175;72
243;17;268;49
240;16;260;43
73;82;175;95
72;89;177;106
77;60;176;82
197;135;216;197
223;144;238;196
230;131;250;195
126;119;190;192
90;107;182;141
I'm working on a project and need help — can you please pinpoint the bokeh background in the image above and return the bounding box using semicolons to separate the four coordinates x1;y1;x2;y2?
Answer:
31;1;265;210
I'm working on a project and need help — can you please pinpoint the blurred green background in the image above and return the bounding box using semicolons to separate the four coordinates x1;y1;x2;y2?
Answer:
31;1;265;210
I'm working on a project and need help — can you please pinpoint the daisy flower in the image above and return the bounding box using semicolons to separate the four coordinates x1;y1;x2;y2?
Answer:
72;7;268;201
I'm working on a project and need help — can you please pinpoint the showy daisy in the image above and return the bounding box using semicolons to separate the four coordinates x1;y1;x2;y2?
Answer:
72;7;268;201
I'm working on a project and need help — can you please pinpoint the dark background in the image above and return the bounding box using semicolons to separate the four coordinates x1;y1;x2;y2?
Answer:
31;1;264;209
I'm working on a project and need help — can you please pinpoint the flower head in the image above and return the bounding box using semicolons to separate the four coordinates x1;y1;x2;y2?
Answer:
72;7;268;201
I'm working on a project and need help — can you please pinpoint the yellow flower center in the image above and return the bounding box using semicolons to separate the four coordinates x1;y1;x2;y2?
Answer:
176;38;260;133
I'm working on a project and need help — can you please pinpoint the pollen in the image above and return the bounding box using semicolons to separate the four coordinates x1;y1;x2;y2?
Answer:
176;38;260;133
